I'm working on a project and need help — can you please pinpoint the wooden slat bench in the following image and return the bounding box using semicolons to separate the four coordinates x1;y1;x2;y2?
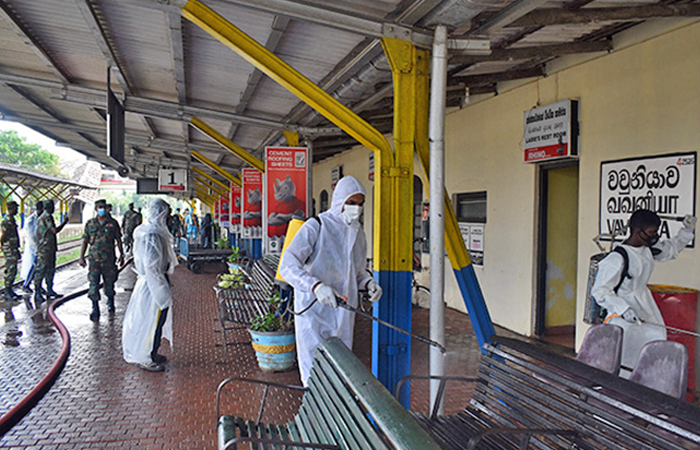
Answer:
214;258;280;362
398;335;700;450
216;337;442;450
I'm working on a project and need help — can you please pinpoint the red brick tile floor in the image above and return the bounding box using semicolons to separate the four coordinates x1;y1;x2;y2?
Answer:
0;261;568;449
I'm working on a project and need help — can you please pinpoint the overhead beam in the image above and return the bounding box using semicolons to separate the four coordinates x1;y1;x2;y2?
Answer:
192;167;230;191
194;178;227;198
167;12;190;142
190;116;265;173
0;73;339;135
191;150;241;186
451;40;612;65
510;4;700;27
467;0;551;35
228;15;290;141
448;67;544;87
74;0;158;138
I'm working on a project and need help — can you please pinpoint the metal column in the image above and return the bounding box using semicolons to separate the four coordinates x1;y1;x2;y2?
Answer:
428;25;447;415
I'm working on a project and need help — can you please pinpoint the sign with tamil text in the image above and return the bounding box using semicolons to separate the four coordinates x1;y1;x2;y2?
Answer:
599;152;696;246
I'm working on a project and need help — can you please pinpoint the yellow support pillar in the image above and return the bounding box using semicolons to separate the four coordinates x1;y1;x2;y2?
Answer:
282;130;299;147
190;116;265;173
192;167;231;192
194;176;228;198
191;150;242;186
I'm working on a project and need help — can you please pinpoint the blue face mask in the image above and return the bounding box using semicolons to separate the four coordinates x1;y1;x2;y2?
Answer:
97;208;106;217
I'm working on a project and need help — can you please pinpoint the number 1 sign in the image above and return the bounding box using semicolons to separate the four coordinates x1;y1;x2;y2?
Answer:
158;169;187;191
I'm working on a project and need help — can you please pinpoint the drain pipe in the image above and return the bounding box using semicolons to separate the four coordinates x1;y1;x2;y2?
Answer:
429;24;448;416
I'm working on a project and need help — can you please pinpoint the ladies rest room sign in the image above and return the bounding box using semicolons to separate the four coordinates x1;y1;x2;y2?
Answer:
523;100;579;163
599;152;696;246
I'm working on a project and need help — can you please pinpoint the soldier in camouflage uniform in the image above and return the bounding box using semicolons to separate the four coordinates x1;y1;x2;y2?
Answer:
34;199;69;305
121;203;138;254
79;199;125;320
1;201;21;301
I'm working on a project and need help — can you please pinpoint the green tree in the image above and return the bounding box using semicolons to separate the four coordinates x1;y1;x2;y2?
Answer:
0;130;63;176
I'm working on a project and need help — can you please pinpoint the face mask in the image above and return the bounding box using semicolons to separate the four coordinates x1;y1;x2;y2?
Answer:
342;204;362;225
641;231;659;247
97;208;106;217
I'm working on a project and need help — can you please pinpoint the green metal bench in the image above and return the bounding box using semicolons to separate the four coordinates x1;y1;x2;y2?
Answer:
216;337;442;450
398;336;700;449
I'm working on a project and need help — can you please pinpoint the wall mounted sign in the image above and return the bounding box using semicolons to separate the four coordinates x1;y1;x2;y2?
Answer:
523;100;579;163
599;152;696;246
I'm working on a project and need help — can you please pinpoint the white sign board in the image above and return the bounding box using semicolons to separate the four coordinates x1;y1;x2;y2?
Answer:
523;100;578;163
368;153;374;181
459;222;484;266
600;152;696;246
331;165;343;189
158;169;187;191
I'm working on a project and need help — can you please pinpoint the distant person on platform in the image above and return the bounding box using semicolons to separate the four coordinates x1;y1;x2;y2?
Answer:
122;198;178;372
136;207;143;226
122;203;139;254
592;209;696;373
185;210;198;245
1;201;21;301
21;201;44;294
34;200;69;305
200;213;213;249
79;199;125;320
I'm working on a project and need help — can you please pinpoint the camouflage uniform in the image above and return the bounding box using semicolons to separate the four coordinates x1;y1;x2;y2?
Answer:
34;211;58;295
83;217;120;303
122;209;138;252
1;213;20;292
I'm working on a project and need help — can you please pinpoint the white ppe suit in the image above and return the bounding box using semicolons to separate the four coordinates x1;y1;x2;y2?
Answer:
591;227;693;371
279;176;373;385
122;199;178;365
20;211;39;281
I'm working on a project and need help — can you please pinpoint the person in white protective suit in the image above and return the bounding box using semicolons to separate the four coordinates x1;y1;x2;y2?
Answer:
279;176;383;385
20;201;43;293
122;198;178;372
592;209;696;375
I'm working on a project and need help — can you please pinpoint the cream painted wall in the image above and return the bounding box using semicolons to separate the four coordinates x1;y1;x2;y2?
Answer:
310;19;700;345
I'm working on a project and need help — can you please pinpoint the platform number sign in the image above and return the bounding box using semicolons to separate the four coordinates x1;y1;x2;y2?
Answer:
158;169;187;192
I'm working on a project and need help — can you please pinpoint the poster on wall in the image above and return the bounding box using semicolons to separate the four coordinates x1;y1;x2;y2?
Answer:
242;168;263;238
214;199;220;221
219;197;230;228
263;147;309;254
459;222;485;266
230;184;241;234
523;99;579;163
599;152;696;246
331;165;343;189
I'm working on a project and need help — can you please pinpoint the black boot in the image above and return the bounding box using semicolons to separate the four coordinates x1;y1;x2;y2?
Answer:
4;289;15;302
89;301;100;321
8;287;22;300
34;291;45;306
107;296;115;313
46;289;63;299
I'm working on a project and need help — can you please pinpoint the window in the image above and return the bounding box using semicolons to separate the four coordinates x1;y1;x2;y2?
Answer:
454;191;487;223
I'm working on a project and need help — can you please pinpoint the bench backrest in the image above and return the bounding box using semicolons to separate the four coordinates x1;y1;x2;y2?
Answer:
475;337;700;450
300;338;441;450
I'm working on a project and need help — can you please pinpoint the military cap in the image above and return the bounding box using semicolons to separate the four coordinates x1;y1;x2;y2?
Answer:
42;200;54;208
94;199;107;207
6;201;17;208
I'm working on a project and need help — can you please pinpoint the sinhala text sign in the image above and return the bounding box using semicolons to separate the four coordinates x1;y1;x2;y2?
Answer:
600;152;696;245
523;100;579;163
158;168;187;191
264;147;309;254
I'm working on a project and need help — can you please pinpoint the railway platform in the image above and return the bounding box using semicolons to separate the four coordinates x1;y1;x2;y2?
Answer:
0;261;521;449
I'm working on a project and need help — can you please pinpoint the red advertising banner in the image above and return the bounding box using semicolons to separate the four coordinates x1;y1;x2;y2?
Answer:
242;168;263;238
230;184;241;233
264;147;309;254
219;197;230;227
214;200;220;221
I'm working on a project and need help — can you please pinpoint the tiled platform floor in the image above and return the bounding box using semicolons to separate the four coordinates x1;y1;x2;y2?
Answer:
0;261;529;449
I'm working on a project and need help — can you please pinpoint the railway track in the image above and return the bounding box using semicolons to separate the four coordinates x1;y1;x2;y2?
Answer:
0;237;83;272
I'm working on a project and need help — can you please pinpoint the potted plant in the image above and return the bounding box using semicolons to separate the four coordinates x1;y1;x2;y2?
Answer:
248;292;296;372
227;245;241;272
216;269;245;291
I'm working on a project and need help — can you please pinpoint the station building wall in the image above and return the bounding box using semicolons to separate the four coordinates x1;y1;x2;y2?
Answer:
311;18;700;347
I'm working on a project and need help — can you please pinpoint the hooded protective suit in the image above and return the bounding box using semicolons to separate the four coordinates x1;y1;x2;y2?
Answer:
592;227;693;372
20;210;39;281
280;176;373;384
122;198;178;364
